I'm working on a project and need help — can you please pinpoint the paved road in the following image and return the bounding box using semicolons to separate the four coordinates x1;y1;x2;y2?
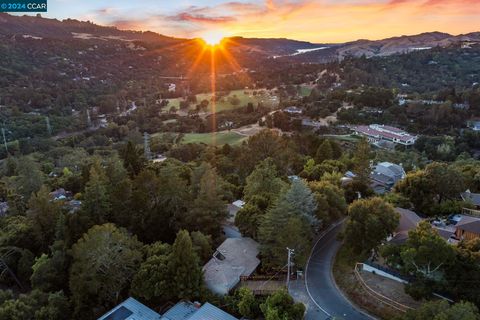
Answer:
303;223;373;320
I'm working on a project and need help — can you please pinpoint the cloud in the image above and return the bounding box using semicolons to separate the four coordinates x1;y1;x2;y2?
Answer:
84;0;480;42
169;12;236;24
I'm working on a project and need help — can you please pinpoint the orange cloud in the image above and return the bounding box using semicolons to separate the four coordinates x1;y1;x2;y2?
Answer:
91;0;480;42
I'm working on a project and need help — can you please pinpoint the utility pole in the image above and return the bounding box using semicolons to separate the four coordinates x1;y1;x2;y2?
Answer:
143;132;152;160
86;109;92;128
286;247;295;289
45;116;52;136
1;126;8;155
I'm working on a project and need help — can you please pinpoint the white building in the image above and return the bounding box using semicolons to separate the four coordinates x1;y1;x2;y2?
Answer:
350;124;417;146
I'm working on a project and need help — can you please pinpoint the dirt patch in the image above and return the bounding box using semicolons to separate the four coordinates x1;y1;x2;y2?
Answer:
333;244;407;319
360;271;423;309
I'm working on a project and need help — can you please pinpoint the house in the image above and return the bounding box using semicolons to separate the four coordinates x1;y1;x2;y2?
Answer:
350;124;417;146
453;215;480;241
467;120;480;131
49;188;71;201
461;190;480;209
389;208;422;244
342;162;406;194
227;200;245;221
161;301;237;320
370;162;406;194
203;237;260;295
283;106;303;115
98;298;238;320
98;297;161;320
431;214;480;243
65;199;82;214
0;202;8;216
168;83;176;92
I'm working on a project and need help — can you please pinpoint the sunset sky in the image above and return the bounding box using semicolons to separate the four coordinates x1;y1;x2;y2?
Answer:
43;0;480;43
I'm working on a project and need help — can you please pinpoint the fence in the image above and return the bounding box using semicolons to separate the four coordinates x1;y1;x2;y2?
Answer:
354;263;414;313
362;261;412;284
462;207;480;217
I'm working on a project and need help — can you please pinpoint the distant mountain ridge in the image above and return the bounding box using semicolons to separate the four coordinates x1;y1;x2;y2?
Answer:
1;13;479;60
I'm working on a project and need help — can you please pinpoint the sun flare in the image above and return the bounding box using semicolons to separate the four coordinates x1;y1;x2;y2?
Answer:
201;30;226;46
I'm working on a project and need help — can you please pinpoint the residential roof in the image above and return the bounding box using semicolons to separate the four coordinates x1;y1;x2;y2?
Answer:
371;162;405;188
461;191;480;207
434;227;455;240
232;200;245;208
189;303;237;320
203;237;260;295
161;302;237;320
456;218;480;235
351;124;416;143
395;208;422;234
160;301;197;320
98;297;162;320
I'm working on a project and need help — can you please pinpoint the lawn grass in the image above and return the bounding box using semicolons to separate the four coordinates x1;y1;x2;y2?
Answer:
165;89;278;113
181;132;247;146
323;134;362;142
154;131;247;146
299;85;313;97
333;243;401;319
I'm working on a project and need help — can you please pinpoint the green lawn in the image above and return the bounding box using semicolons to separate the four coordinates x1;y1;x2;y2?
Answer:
165;89;278;113
181;132;247;146
299;85;313;97
153;131;247;146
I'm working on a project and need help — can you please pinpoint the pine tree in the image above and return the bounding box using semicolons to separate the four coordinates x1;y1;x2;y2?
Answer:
315;140;333;163
258;180;317;268
82;162;111;223
168;230;203;300
187;166;227;238
353;138;372;185
26;185;62;251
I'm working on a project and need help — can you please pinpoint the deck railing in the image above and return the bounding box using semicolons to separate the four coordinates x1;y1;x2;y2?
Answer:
462;207;480;217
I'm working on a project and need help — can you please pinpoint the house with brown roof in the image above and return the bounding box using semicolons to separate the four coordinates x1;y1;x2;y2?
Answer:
389;208;422;244
454;215;480;241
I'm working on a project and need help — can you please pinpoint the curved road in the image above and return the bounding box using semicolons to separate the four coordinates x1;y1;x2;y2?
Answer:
303;223;373;320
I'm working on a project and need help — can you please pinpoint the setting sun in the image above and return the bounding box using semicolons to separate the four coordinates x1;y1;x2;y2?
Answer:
201;30;226;46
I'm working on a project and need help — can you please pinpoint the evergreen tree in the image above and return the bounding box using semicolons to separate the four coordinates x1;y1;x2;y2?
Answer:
187;167;227;238
353;138;372;185
26;186;62;252
69;224;142;317
81;163;111;223
120;141;145;177
315;140;333;163
258;180;317;268
167;230;203;300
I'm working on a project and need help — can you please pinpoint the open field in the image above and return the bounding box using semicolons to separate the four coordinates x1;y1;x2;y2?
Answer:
181;132;247;145
299;85;314;97
165;89;279;113
154;131;247;146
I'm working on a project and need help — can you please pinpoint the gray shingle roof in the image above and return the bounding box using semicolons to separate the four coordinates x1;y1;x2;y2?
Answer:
203;238;260;295
188;303;237;320
161;302;237;320
461;191;480;207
